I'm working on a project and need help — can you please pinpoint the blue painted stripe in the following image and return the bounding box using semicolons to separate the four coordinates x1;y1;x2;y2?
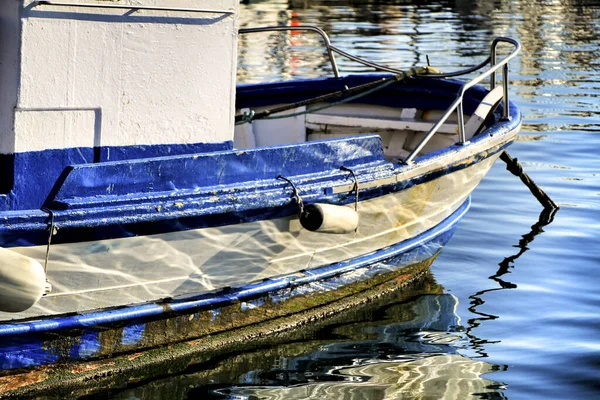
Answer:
0;197;471;337
50;135;385;200
0;140;510;248
0;141;233;211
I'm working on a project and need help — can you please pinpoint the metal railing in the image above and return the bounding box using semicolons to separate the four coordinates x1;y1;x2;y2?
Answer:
31;1;235;15
239;27;520;164
240;25;482;78
404;37;520;164
239;26;341;78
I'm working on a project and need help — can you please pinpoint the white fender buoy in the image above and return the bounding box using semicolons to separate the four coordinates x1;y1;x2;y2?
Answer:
0;247;47;313
300;203;359;234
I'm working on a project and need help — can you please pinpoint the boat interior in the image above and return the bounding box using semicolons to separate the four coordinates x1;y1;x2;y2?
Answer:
234;85;504;163
234;28;518;164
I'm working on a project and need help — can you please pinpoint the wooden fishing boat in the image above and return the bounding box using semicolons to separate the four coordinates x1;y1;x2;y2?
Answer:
0;0;520;386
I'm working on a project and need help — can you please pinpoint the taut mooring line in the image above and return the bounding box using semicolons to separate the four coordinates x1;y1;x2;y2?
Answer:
500;151;559;210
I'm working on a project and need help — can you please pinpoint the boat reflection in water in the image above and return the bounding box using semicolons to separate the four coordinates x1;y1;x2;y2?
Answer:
110;275;505;399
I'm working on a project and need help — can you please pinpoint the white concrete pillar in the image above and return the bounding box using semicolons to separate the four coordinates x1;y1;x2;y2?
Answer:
0;0;239;156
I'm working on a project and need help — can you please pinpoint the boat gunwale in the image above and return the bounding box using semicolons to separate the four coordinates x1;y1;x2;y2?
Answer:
0;136;515;247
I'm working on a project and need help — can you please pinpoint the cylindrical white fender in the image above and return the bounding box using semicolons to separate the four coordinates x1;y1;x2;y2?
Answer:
0;247;47;313
300;203;359;234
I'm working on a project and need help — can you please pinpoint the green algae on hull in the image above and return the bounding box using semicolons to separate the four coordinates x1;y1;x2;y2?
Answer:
0;256;438;399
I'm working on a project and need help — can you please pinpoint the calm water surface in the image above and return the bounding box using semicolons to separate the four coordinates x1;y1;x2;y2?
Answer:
111;1;600;398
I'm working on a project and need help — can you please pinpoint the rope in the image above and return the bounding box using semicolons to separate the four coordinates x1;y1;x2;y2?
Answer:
235;66;441;126
41;207;58;274
340;166;359;212
257;80;396;121
503;153;523;176
277;175;304;215
500;152;559;210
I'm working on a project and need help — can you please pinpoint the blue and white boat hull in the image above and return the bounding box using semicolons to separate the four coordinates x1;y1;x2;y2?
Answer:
0;73;521;377
0;195;469;371
1;141;506;321
0;2;525;394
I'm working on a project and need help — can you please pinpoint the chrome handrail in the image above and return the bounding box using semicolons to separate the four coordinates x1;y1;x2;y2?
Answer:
239;26;504;80
239;26;340;78
404;37;520;163
31;1;235;15
239;25;487;78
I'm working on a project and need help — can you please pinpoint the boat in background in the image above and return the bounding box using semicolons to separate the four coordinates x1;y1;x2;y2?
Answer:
0;0;520;392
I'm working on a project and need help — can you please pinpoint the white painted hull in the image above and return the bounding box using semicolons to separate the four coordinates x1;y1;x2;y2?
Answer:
0;154;499;321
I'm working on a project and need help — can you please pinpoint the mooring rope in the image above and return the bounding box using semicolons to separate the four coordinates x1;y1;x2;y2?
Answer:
253;80;397;122
41;207;58;274
277;175;304;216
500;151;559;210
235;66;441;125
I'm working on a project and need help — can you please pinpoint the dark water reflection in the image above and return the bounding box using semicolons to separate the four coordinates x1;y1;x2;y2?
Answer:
111;0;599;398
465;208;557;360
108;275;509;399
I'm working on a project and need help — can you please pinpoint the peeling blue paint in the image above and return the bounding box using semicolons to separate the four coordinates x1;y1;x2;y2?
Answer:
0;337;59;370
241;298;265;311
70;330;101;358
122;323;146;346
210;308;222;321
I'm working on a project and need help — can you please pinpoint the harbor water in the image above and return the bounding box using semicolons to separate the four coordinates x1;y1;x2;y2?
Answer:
108;1;600;398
